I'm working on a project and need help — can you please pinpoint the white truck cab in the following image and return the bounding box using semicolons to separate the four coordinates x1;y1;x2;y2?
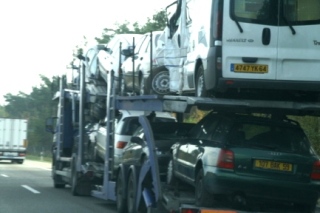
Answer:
164;0;320;98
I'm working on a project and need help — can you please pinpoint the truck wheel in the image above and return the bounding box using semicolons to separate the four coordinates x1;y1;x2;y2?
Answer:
116;172;127;213
52;160;65;188
71;158;79;196
149;67;170;95
195;168;212;207
127;171;138;213
167;159;177;186
195;65;207;97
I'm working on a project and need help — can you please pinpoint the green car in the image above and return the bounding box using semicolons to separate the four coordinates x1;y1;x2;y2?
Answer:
169;112;320;212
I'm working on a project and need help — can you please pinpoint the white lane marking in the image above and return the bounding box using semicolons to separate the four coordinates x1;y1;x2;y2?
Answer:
21;185;40;194
36;167;51;171
1;174;9;177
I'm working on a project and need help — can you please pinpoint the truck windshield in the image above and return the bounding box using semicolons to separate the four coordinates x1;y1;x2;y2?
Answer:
231;0;320;26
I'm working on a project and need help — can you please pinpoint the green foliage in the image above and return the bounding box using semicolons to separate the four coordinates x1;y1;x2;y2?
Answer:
289;115;320;154
0;106;9;117
95;10;167;44
3;75;59;156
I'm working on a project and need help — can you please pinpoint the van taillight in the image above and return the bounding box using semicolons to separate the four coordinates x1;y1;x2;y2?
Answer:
311;160;320;180
217;149;234;169
116;141;127;149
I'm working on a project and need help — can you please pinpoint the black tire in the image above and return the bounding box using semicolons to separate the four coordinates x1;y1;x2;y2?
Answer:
52;156;65;188
116;172;127;213
18;160;24;164
127;171;138;213
149;67;170;95
166;159;177;186
195;168;212;207
195;65;207;97
53;174;65;188
71;158;79;196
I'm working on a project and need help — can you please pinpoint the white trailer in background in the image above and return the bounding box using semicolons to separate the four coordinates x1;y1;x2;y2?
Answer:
0;118;28;164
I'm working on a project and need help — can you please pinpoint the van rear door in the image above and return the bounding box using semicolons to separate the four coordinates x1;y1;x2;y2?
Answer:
277;0;320;82
222;0;279;81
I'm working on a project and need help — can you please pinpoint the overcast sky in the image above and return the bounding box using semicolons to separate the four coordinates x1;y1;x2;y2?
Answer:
0;0;173;104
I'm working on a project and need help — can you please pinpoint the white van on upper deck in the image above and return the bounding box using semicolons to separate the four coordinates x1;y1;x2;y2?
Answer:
163;0;320;99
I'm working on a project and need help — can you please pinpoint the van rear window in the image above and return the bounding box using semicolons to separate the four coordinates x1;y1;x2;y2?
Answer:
231;0;320;26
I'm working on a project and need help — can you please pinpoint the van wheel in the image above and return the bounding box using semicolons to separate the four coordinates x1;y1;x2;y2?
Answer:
195;65;207;97
195;168;212;207
150;67;170;95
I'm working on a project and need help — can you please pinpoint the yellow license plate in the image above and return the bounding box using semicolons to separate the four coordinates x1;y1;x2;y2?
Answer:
254;160;292;172
231;64;268;73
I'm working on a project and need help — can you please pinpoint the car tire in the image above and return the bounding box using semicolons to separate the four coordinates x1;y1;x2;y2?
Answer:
167;159;177;186
116;172;127;213
18;160;24;164
149;66;170;95
127;170;138;213
195;168;212;207
195;65;207;97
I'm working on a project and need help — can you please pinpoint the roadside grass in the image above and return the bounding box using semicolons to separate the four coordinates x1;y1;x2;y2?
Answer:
26;155;52;162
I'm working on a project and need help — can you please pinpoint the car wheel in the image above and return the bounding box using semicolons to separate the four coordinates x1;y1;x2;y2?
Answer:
150;67;170;95
18;160;24;164
167;159;177;186
195;65;207;97
195;168;212;207
116;172;127;213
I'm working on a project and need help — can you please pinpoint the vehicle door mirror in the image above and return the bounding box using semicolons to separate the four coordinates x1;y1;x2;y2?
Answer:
45;117;57;134
130;136;144;145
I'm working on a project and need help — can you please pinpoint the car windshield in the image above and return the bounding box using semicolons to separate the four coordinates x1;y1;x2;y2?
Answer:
228;121;312;155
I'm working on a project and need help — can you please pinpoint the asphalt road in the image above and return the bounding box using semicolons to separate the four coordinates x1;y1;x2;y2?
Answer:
1;159;320;213
0;159;117;213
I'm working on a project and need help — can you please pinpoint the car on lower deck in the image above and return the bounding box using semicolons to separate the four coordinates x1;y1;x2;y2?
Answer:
94;110;176;171
121;122;195;181
169;111;320;212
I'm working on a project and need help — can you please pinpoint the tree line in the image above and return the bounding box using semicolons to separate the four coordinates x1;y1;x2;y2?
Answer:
0;11;167;157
